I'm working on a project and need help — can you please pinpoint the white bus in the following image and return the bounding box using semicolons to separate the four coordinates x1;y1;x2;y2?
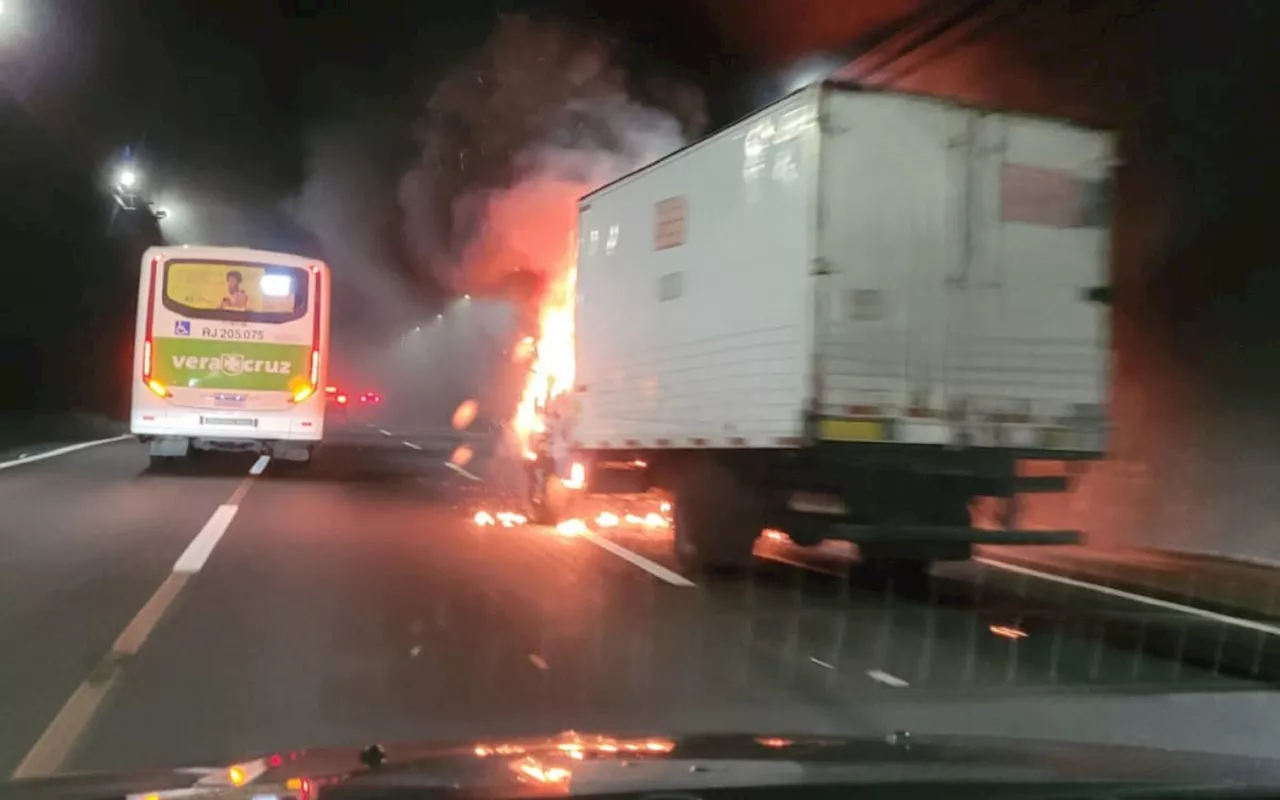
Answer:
130;245;331;467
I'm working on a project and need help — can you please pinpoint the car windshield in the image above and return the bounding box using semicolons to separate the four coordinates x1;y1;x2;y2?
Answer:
3;0;1279;792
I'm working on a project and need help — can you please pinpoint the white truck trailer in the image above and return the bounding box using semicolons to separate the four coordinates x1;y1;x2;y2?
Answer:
529;83;1114;575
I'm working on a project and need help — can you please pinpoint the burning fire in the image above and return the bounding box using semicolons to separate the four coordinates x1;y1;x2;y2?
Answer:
471;506;671;537
513;262;577;460
474;510;528;528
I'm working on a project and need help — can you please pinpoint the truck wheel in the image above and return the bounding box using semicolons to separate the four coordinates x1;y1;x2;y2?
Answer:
673;460;762;574
526;459;567;525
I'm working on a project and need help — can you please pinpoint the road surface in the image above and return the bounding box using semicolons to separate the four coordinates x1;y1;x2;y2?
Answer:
2;422;1278;779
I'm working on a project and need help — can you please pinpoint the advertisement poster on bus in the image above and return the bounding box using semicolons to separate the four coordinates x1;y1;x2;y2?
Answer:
165;262;300;314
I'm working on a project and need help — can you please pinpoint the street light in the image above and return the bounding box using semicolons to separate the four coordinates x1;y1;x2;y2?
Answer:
115;167;137;190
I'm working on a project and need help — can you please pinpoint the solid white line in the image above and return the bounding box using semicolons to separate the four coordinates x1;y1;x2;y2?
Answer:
808;657;835;670
867;669;910;687
173;505;239;574
379;428;392;436
443;461;482;482
976;556;1280;637
579;530;696;587
249;455;270;475
0;434;132;472
402;441;422;451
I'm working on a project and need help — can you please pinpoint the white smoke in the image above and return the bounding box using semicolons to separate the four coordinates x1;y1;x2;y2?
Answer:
398;14;707;306
291;110;421;342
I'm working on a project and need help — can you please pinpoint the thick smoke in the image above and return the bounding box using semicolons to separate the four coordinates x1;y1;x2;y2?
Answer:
398;14;707;313
291;112;422;343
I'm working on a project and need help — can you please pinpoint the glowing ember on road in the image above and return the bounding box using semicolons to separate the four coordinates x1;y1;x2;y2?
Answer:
555;518;588;537
473;510;528;528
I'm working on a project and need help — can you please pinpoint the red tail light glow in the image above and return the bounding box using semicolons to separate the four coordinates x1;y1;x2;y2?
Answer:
291;267;325;405
141;257;169;398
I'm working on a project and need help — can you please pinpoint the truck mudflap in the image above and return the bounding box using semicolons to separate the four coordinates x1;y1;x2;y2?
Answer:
822;524;1081;546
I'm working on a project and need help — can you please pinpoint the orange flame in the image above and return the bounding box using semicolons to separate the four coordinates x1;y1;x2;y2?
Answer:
513;260;577;459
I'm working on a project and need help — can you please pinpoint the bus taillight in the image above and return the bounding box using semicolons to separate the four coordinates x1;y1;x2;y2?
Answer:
141;336;168;397
290;348;322;403
141;257;165;398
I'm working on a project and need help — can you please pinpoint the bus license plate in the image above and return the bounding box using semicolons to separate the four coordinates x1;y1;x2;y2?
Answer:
201;416;258;427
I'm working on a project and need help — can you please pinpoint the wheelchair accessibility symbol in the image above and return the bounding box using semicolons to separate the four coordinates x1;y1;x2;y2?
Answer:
174;320;191;336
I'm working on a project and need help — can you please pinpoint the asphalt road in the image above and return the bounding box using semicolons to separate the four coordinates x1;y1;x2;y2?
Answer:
2;421;1279;780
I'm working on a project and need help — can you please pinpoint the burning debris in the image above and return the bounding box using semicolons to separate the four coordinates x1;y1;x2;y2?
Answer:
471;503;673;539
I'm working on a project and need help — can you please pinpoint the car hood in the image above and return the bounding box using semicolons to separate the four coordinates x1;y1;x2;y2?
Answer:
7;731;1280;799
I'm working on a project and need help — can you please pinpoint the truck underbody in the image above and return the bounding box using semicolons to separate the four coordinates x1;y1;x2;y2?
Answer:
527;439;1082;577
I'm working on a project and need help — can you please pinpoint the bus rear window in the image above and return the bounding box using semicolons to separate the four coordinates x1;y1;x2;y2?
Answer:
162;261;308;323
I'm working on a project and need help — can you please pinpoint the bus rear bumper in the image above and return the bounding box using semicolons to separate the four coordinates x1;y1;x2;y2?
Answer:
132;409;322;445
143;434;315;462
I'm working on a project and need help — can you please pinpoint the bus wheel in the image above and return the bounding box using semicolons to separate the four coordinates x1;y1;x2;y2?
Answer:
272;443;313;467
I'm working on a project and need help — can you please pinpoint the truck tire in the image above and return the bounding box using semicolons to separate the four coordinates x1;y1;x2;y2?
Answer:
855;486;973;590
673;460;762;574
526;458;567;526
